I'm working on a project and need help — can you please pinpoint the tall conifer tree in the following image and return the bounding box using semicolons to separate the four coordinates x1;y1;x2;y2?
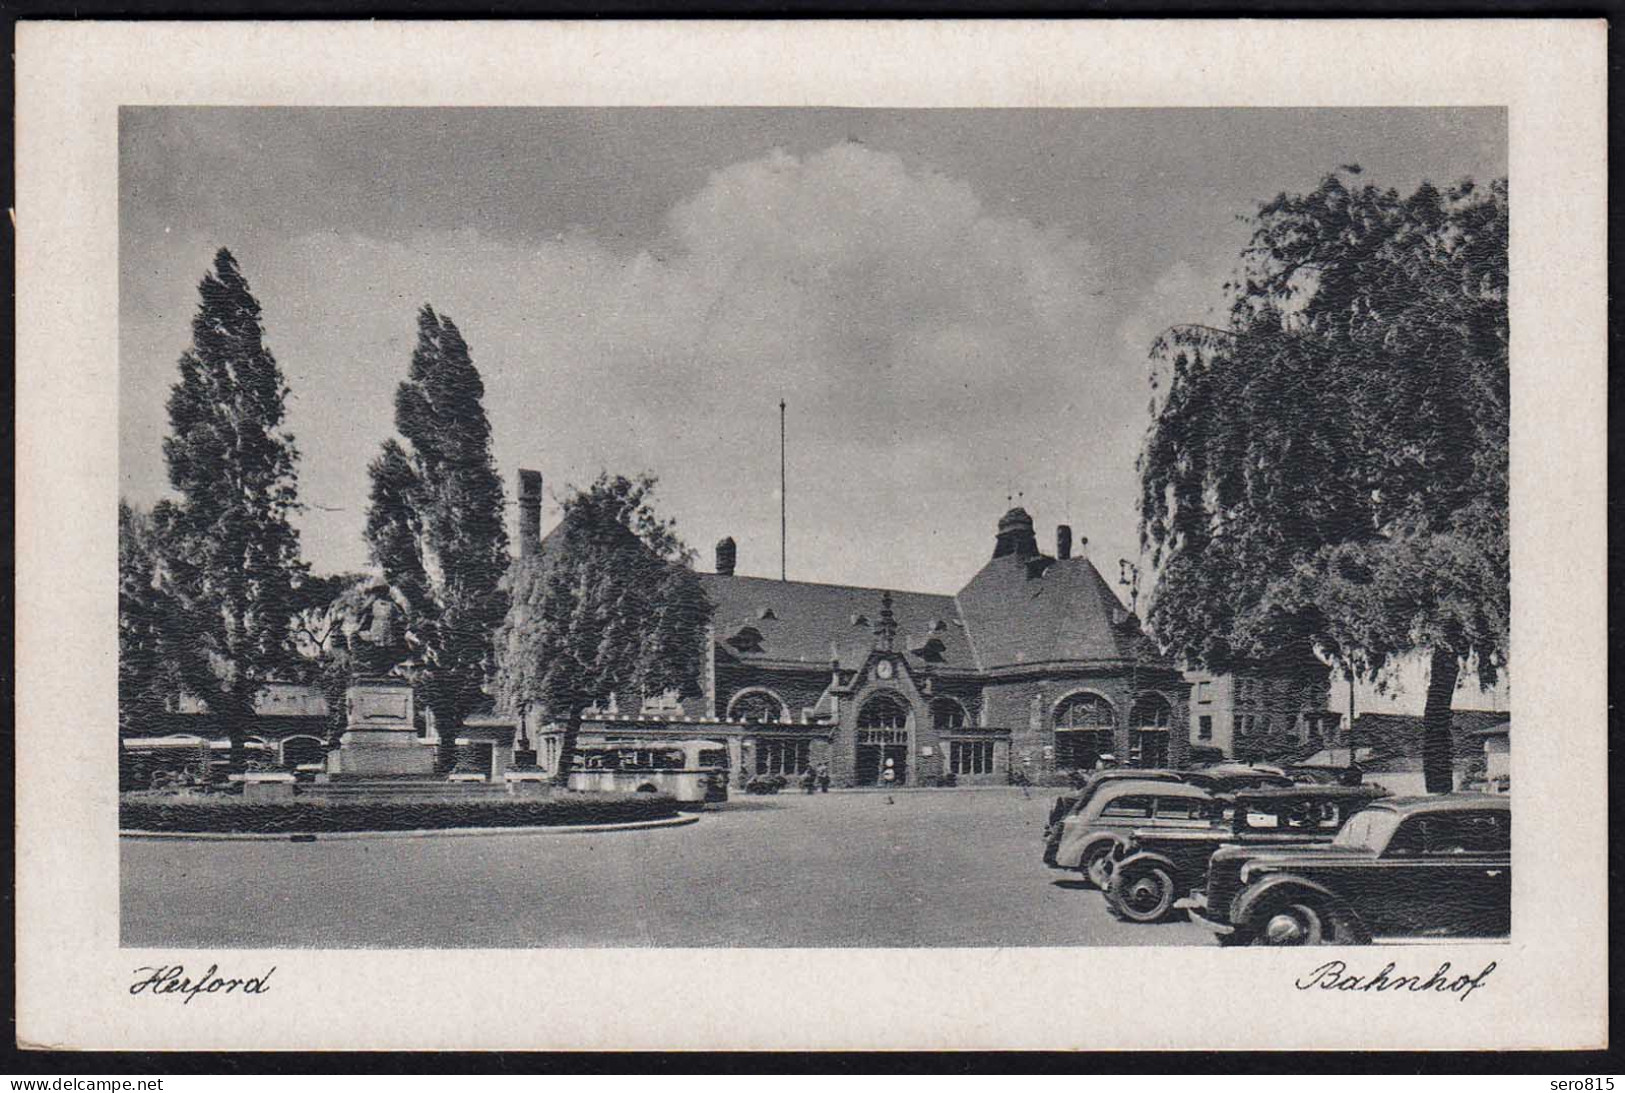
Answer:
155;248;306;770
365;306;510;770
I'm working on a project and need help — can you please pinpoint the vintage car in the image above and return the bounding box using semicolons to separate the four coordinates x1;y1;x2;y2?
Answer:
1051;779;1220;889
1185;794;1511;945
1101;784;1389;924
1191;764;1301;791
1253;763;1364;786
1041;766;1296;868
1042;769;1187;865
1288;765;1363;786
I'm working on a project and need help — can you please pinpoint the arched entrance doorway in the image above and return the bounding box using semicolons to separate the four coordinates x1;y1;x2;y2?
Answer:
856;692;911;786
1129;693;1174;768
729;690;786;725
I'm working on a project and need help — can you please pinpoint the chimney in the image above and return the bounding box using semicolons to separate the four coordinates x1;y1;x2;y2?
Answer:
1056;524;1073;561
715;536;737;577
517;469;542;558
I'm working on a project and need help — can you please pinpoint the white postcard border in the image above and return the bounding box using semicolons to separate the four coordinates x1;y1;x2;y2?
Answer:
14;20;1608;1052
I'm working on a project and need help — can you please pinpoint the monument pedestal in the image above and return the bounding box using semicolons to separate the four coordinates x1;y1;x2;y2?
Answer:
327;677;437;777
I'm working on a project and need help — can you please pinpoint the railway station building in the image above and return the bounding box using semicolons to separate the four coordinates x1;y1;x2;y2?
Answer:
516;472;1189;788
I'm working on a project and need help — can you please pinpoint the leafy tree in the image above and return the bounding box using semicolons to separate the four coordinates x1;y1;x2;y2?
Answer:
495;474;713;786
365;306;509;770
153;248;306;771
117;500;198;735
1138;170;1508;792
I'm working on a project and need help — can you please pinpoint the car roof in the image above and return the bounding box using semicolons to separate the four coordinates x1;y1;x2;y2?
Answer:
1096;779;1214;799
1366;793;1511;816
1197;763;1285;777
1229;785;1388;802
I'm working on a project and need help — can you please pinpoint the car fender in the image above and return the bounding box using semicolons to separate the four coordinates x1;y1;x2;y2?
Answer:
1231;874;1366;935
1113;848;1179;876
1061;832;1124;871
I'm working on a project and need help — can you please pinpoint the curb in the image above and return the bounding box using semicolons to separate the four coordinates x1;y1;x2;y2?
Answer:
824;785;1030;794
119;812;700;842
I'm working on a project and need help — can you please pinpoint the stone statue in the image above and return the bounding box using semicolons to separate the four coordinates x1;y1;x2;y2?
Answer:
343;579;410;678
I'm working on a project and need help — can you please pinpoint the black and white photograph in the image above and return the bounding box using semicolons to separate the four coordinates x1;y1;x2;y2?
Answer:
113;104;1515;952
15;20;1607;1053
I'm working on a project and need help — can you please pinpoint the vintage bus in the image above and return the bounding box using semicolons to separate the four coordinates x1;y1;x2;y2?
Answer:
567;739;731;804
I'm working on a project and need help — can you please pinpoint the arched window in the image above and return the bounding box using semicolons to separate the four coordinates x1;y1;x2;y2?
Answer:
931;698;967;732
280;735;327;768
730;690;785;724
858;693;910;730
1053;691;1116;771
1055;692;1116;728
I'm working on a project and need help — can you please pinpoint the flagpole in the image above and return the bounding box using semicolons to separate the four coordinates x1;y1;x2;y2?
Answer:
779;399;787;582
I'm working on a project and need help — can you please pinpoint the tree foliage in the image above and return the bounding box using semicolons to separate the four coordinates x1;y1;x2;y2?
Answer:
364;306;509;766
494;473;714;785
118;501;196;734
1137;171;1508;791
150;248;307;767
286;571;374;740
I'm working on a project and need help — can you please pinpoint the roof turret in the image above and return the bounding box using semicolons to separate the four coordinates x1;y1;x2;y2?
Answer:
993;507;1039;559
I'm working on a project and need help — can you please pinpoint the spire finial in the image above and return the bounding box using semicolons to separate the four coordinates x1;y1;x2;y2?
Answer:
874;590;898;652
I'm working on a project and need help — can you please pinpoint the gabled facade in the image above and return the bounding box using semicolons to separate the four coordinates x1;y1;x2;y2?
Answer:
518;468;1188;788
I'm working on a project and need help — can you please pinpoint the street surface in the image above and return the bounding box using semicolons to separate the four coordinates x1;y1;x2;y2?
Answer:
122;787;1213;948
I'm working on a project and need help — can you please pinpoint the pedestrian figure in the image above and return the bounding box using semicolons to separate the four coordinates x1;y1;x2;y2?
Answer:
801;767;817;795
817;765;831;793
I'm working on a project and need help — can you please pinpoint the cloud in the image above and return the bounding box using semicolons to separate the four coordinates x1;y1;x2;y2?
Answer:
1117;258;1235;357
122;142;1149;592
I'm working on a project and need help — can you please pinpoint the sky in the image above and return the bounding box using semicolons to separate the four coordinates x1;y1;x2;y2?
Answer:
119;107;1508;713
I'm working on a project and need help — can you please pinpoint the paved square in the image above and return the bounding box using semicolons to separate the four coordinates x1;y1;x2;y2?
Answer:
121;788;1213;948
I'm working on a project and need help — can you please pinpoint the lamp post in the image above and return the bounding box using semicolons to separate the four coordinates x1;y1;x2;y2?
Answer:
1346;660;1357;770
1119;559;1141;765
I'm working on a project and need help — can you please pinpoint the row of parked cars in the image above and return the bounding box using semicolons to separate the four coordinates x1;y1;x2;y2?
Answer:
1042;764;1511;946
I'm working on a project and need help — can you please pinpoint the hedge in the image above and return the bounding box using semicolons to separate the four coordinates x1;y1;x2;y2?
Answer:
120;791;679;834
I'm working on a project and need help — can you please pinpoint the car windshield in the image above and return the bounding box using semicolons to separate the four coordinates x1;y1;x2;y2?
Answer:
1237;799;1348;831
1332;808;1398;850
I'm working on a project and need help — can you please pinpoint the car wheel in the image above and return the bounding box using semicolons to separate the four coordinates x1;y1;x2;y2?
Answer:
1108;864;1177;924
1080;842;1116;890
1250;898;1362;946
